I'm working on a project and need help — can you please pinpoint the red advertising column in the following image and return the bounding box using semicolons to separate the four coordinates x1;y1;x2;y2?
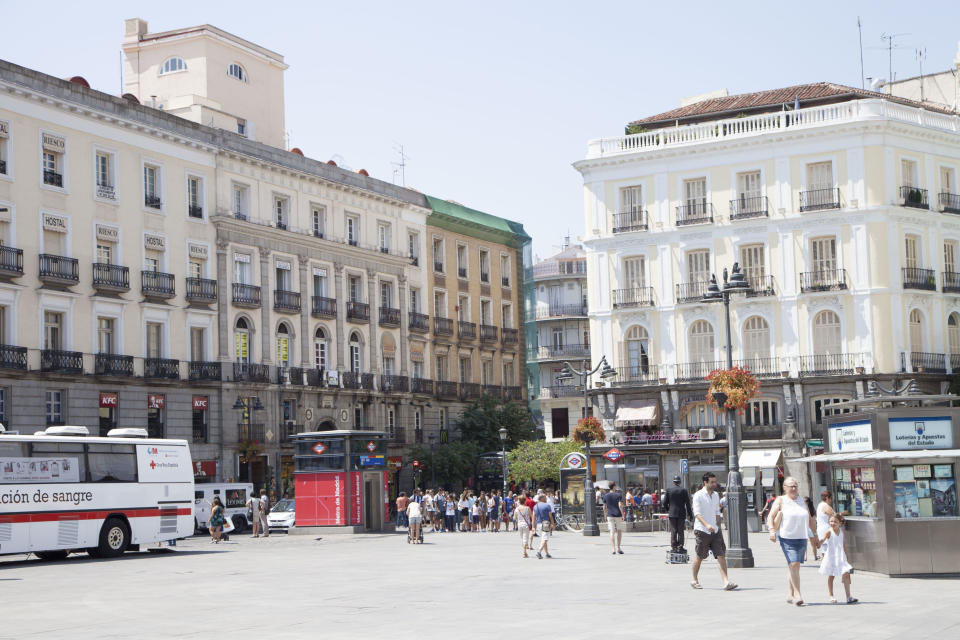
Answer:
383;471;390;524
295;472;346;526
349;472;362;526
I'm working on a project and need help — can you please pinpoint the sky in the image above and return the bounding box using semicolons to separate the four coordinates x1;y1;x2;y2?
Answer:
3;1;960;258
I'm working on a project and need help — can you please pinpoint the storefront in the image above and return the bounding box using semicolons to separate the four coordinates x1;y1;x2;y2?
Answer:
739;448;784;531
796;400;960;576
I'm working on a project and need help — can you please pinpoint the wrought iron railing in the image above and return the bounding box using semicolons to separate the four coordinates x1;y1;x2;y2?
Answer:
503;386;523;401
502;328;519;345
536;344;590;359
95;353;134;376
798;353;861;376
186;277;218;302
142;271;175;298
612;209;648;233
501;276;511;287
730;195;768;220
144;357;180;379
611;366;659;386
535;304;588;318
361;373;375;390
233;362;270;382
95;183;115;200
436;381;458;398
279;367;306;385
483;385;503;398
434;261;444;273
799;187;840;212
903;351;947;374
542;385;583;398
460;382;481;400
43;170;63;187
346;301;369;322
232;283;261;306
409;312;430;332
0;345;27;370
458;321;476;339
900;186;929;209
311;296;337;317
381;374;409;393
39;254;79;283
745;275;776;297
188;204;203;218
0;245;23;276
379;307;401;327
40;349;83;373
675;281;711;304
273;290;301;312
92;263;129;290
939;192;960;214
341;371;361;390
675;202;713;225
189;361;222;381
144;194;162;209
611;287;655;308
741;425;783;440
733;357;781;377
902;267;936;291
434;317;453;336
799;269;847;292
944;271;960;294
675;360;723;382
240;423;266;443
480;324;498;342
411;378;434;395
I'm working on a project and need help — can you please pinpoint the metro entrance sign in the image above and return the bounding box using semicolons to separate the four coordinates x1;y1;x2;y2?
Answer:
603;448;623;463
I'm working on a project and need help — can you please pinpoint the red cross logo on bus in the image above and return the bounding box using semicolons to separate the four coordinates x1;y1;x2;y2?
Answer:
150;460;157;469
603;448;623;462
312;442;327;455
366;441;376;452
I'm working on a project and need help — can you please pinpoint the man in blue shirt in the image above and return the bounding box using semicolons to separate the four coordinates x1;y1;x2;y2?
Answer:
533;494;555;559
602;482;626;555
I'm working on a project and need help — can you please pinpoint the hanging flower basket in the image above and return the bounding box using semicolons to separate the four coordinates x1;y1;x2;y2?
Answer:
572;416;606;444
706;366;760;413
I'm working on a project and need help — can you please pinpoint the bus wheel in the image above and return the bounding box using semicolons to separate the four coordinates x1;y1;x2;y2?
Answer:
231;515;246;533
97;518;130;558
35;550;69;561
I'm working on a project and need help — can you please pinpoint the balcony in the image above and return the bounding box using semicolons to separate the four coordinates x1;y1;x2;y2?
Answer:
675;202;713;226
944;271;960;294
411;378;434;395
502;327;519;345
0;345;27;370
279;367;307;385
381;374;409;393
902;351;947;374
273;290;301;313
457;320;476;340
434;261;444;273
903;267;936;291
612;287;655;308
379;307;401;327
611;366;659;387
536;344;590;360
612;209;648;233
348;238;358;247
361;373;375;390
142;271;175;299
409;311;430;333
347;301;370;322
675;281;711;304
501;276;511;287
503;386;523;402
436;381;458;398
460;382;481;400
188;204;203;219
144;357;179;380
342;371;361;390
730;195;768;220
733;357;781;378
483;385;503;398
480;271;490;284
388;426;407;444
541;385;583;398
233;362;271;383
185;277;218;303
536;304;588;319
952;354;960;373
311;296;337;318
900;186;929;210
410;255;419;267
480;324;498;343
741;424;783;440
189;361;222;381
240;423;266;443
939;192;960;214
43;170;63;187
40;349;83;374
144;194;162;210
305;368;325;387
95;353;134;376
434;317;453;337
92;263;129;293
799;269;847;293
799;187;840;212
234;210;247;221
675;360;723;383
232;283;262;308
0;159;5;174
275;221;287;231
0;246;23;278
279;423;302;444
457;266;467;278
745;275;776;297
39;254;79;285
798;353;862;377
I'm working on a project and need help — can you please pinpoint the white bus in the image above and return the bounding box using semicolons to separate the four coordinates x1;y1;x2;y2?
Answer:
0;425;194;560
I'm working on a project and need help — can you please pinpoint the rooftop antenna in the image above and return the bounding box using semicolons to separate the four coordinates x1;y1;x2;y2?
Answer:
857;17;865;90
391;143;409;187
879;32;909;85
916;48;927;102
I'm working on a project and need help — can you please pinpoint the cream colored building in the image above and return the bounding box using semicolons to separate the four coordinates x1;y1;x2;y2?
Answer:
576;82;960;497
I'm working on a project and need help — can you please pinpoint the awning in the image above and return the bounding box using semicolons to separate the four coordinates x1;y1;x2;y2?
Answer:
739;448;783;468
793;449;960;463
614;400;659;428
742;469;757;486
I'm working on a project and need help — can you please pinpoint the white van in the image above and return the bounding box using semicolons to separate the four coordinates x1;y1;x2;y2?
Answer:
194;483;254;533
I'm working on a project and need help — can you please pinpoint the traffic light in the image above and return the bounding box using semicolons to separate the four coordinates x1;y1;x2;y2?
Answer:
412;460;420;469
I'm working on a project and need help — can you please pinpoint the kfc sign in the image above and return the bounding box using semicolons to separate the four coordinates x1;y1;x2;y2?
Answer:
99;392;118;408
192;396;209;411
193;460;217;477
147;394;165;409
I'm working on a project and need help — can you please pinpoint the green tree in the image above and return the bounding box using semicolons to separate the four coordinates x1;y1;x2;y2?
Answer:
507;439;583;485
407;440;479;488
456;395;536;452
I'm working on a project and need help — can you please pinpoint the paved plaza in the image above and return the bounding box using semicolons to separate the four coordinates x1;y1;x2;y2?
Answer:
1;527;956;639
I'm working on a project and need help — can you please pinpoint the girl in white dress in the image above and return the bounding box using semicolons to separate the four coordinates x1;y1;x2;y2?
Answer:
818;514;858;603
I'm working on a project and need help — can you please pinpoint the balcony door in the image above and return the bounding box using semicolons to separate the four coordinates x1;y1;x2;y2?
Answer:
904;236;920;270
44;312;63;350
683;178;706;210
737;171;762;202
742;316;770;360
623;257;645;290
551;327;564;351
806;161;833;190
811;237;837;273
739;245;765;289
687;250;710;284
549;285;562;310
908;309;924;353
688;320;714;364
625;325;649;376
812;310;842;356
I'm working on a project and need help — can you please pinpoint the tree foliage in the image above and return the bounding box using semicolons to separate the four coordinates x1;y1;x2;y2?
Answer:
506;439;583;485
407;441;479;489
457;395;536;453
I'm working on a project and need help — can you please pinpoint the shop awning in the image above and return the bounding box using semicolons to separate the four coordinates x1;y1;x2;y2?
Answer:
615;400;659;428
739;448;783;468
794;449;960;462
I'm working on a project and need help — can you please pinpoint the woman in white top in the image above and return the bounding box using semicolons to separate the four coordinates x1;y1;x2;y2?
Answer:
816;490;836;539
514;499;533;558
406;499;424;544
767;477;817;606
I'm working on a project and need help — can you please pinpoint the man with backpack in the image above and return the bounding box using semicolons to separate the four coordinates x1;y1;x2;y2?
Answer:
258;489;271;537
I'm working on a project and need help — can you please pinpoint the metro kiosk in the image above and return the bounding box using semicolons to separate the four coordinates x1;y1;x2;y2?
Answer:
291;430;390;533
796;397;960;576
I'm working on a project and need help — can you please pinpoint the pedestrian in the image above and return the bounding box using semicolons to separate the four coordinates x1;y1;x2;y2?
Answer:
422;489;436;531
258;489;270;537
818;514;858;604
719;491;727;530
396;492;410;529
663;475;693;554
407;496;424;544
487;491;500;532
208;496;225;543
533;494;555;559
602;481;626;555
246;491;262;538
502;492;515;532
804;496;819;561
458;491;470;532
524;491;537;546
759;494;776;532
444;493;458;532
815;490;836;543
471;495;481;531
641;489;653;520
514;495;534;558
434;491;446;532
767;476;816;606
691;472;738;591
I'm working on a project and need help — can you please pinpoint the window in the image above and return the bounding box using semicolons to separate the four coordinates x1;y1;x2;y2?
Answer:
500;254;511;286
408;232;419;262
146;322;162;358
276;262;291;291
736;171;762;201
436;355;448;381
503;362;514;386
620;185;643;214
274;197;287;230
349;333;362;373
501;302;513;328
412;360;423;379
941;166;956;196
348;276;362;303
143;164;161;209
312;206;325;238
189;259;203;279
377;223;390;253
890;464;957;518
625;325;650;375
188;175;203;218
811;237;837;273
812;310;842;356
355;404;365;430
143;256;159;273
96;243;113;265
742;316;770;360
949;313;960;357
433;237;444;272
236;119;246;137
410;288;420;313
232;183;249;218
684;402;722;429
234;318;250;364
192;401;208;443
945;241;957;274
686;250;710;284
383;356;395;376
739;244;765;289
313;269;328;297
813;396;851;424
457;295;469;321
831;465;878;518
276;323;290;368
98;317;115;354
434;290;447;318
41;133;65;187
314;327;328;369
380;282;394;309
457;244;468;278
439;407;447;432
908;309;924;353
190;327;205;361
45;390;63;425
623;257;645;289
414;409;422;436
228;63;247;82
147;396;165;439
904;235;922;270
44;312;63;350
346;216;359;246
0;120;8;175
95;151;115;199
683;177;707;211
551;327;564;351
688;320;714;363
743;400;778;426
481;360;493;386
901;159;919;188
480;299;492;325
806;161;833;190
479;249;490;282
0;306;6;343
459;356;471;383
234;254;252;284
160;57;186;74
0;388;6;424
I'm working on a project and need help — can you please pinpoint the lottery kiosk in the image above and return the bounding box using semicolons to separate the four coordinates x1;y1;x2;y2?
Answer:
796;397;960;575
290;430;390;533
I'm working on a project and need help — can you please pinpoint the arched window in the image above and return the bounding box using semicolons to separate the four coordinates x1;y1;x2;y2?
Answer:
160;57;186;75
812;310;842;356
742;316;771;360
688;320;714;363
227;63;247;82
949;313;960;358
908;309;924;353
276;322;291;367
234;317;250;364
624;325;650;377
313;327;328;370
349;332;362;373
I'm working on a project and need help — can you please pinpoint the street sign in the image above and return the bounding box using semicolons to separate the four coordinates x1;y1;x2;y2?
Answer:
312;442;327;455
366;441;377;452
680;458;689;475
603;448;623;463
561;452;586;470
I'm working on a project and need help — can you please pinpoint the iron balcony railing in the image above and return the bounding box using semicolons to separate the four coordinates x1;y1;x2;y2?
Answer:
458;321;477;339
542;385;583;398
436;381;458;398
730;195;769;220
389;427;407;444
900;186;929;209
311;296;337;317
234;211;247;221
381;374;409;393
279;367;306;385
611;366;660;386
144;194;162;209
939;192;960;214
612;209;648;233
745;275;776;297
799;187;840;212
92;263;130;291
798;353;862;377
379;307;401;327
0;344;27;370
952;354;960;373
460;382;481;400
457;266;468;278
141;271;175;298
361;373;375;390
185;277;218;302
411;378;434;395
480;324;498;342
676;281;712;304
193;422;208;443
95;353;134;376
409;311;430;332
434;261;444;273
483;385;502;398
675;360;724;382
536;344;590;360
240;423;266;443
41;349;83;374
480;271;490;283
341;371;361;390
611;287;655;308
903;267;936;291
39;254;79;283
233;362;271;383
536;304;588;318
799;269;847;292
189;361;222;381
348;238;358;247
741;425;783;440
232;283;261;307
0;245;24;277
733;357;781;378
188;204;203;219
502;328;519;345
144;357;180;379
410;255;419;267
503;386;523;401
43;170;63;187
273;290;301;312
501;276;511;287
675;202;714;226
0;159;6;174
902;351;947;374
944;271;960;294
346;301;369;322
434;317;453;336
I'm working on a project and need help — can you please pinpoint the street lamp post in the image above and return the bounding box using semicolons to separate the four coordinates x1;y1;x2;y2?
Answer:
705;264;755;569
558;356;617;537
428;433;437;488
498;427;508;495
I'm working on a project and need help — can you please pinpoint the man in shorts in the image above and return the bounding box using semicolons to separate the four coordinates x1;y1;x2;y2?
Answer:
533;493;555;559
691;472;738;591
602;481;626;554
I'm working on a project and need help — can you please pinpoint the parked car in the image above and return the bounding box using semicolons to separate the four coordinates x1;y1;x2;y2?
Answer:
267;499;295;532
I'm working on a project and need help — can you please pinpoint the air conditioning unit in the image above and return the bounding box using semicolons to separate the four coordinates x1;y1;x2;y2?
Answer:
699;428;716;441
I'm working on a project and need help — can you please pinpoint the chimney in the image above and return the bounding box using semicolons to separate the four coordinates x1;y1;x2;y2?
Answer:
124;18;148;43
